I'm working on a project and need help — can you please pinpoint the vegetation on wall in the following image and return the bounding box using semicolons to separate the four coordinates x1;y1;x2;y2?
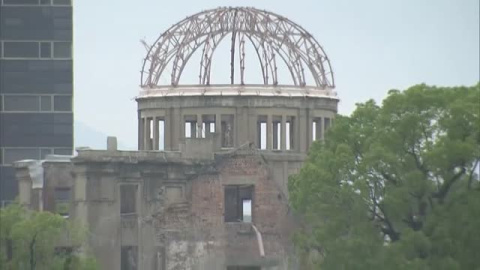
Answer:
289;84;480;269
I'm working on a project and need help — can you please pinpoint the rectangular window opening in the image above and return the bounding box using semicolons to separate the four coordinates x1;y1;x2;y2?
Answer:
53;42;72;58
120;185;137;215
40;96;52;111
53;95;72;112
324;117;331;134
272;118;281;150
158;119;165;151
4;95;40;112
202;114;215;138
121;246;138;270
313;117;322;141
54;187;71;218
224;185;253;223
3;0;39;5
3;148;40;165
257;116;267;150
3;42;39;58
40;42;52;58
286;122;291;150
184;115;196;138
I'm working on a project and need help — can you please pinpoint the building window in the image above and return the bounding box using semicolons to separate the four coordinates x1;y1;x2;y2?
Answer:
53;148;72;155
121;246;138;270
53;95;72;111
224;185;253;223
3;148;40;165
312;117;322;141
120;185;137;214
52;0;71;5
257;115;267;150
40;96;52;111
324;117;331;133
2;0;38;5
1;0;72;6
53;42;72;58
184;115;197;138
40;42;52;58
3;42;38;58
286;116;295;150
54;187;71;218
40;148;53;159
3;95;40;111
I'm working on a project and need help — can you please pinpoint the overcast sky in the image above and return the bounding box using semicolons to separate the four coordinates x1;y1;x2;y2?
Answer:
74;0;479;149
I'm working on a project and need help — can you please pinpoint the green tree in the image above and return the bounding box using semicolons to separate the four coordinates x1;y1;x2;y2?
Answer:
289;84;480;270
0;203;98;270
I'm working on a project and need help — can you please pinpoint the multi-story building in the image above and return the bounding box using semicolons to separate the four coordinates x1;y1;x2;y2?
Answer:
14;7;338;270
0;0;73;206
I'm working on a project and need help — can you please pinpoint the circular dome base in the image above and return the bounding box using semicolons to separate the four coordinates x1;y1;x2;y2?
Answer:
138;85;338;100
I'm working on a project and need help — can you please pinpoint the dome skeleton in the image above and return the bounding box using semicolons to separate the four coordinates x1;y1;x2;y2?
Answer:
141;7;335;89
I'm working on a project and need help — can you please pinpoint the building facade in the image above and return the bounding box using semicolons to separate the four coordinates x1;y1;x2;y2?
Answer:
0;0;74;206
14;7;338;270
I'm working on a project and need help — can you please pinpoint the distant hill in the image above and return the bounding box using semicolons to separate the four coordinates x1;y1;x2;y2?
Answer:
74;121;132;150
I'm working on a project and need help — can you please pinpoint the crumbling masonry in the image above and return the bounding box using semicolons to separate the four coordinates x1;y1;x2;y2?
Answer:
14;7;338;270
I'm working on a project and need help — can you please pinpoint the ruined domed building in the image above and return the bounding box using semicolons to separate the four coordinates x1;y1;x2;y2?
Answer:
15;7;338;270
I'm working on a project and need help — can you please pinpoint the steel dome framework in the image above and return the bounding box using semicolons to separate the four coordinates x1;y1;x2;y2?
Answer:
141;7;335;89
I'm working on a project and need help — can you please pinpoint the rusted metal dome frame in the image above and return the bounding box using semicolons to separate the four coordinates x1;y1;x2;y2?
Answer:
141;7;335;89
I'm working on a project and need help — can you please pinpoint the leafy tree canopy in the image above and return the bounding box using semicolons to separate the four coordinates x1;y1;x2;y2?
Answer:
0;203;98;270
289;84;480;270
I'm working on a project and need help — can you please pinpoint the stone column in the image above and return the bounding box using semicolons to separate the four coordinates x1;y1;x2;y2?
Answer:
316;117;322;141
321;116;326;140
248;110;257;147
165;109;172;150
172;108;182;151
293;113;299;152
138;112;143;150
215;113;222;148
143;118;150;150
153;117;159;150
16;168;32;206
281;115;287;151
196;114;203;138
299;109;307;153
267;114;273;150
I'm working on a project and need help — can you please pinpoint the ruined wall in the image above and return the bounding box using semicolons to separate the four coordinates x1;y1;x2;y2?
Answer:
156;153;298;270
71;149;299;270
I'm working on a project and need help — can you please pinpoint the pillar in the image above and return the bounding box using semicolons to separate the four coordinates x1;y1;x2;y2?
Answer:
321;116;326;140
138;112;143;150
267;114;273;150
197;114;203;138
165;109;172;150
153;117;159;150
215;113;222;148
299;109;307;153
143;118;150;150
281;115;287;151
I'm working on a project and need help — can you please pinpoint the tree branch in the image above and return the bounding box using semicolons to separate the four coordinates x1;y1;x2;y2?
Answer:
467;159;479;190
405;147;430;177
433;167;466;203
377;204;400;242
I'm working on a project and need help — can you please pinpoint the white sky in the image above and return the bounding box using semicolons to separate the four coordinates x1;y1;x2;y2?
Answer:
74;0;479;149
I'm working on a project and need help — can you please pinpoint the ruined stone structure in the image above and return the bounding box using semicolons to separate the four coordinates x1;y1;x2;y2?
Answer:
14;7;338;270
